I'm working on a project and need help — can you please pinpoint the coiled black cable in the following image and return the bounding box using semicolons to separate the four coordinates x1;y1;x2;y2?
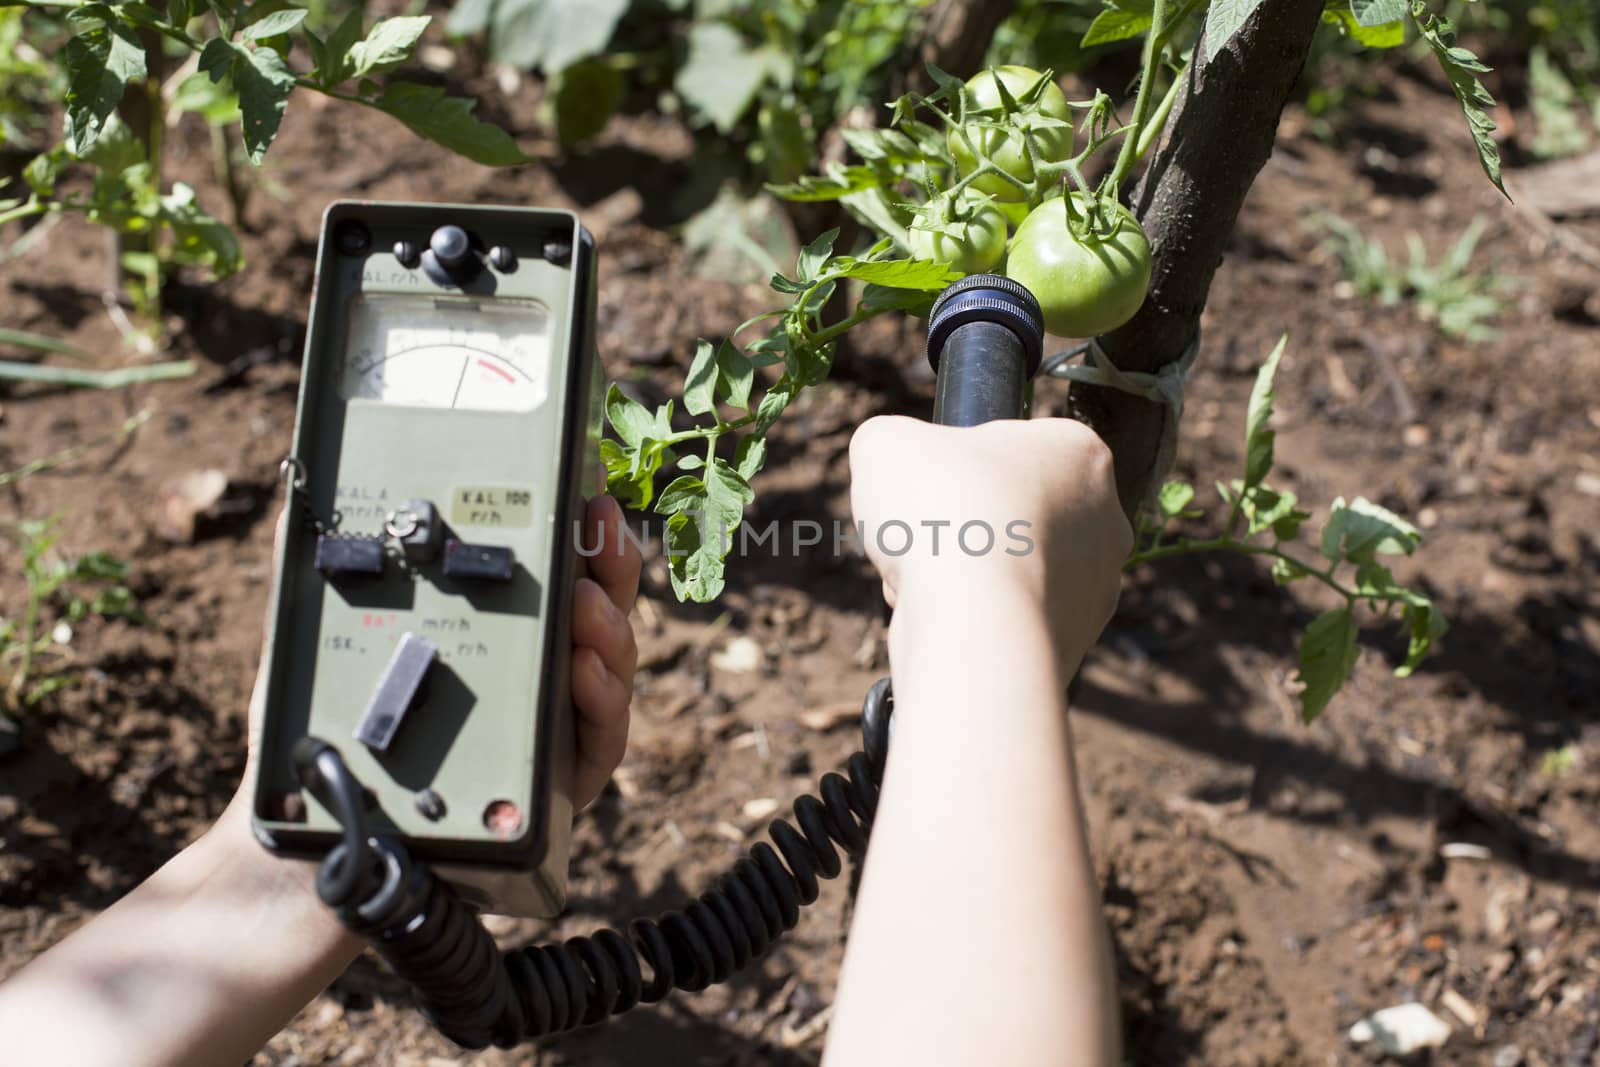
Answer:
293;677;895;1049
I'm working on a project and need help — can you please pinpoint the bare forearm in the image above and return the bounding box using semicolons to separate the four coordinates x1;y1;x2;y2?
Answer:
0;804;362;1067
825;584;1120;1067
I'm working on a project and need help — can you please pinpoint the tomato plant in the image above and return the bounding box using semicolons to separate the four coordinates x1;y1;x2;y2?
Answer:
1;1;525;342
600;0;1514;718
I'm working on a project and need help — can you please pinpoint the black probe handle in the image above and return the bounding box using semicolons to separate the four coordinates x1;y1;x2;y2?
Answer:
925;275;1045;427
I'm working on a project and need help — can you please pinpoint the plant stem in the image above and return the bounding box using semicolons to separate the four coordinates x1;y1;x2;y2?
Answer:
0;199;50;228
659;414;757;448
0;360;195;390
0;410;152;488
15;581;40;705
813;304;885;345
1109;0;1172;191
1133;64;1185;165
1126;535;1376;604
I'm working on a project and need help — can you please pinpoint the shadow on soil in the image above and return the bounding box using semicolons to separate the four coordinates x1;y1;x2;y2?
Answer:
0;663;241;912
1084;548;1600;891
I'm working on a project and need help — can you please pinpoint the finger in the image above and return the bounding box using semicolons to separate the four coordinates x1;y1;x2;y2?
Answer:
571;576;638;683
583;495;642;618
570;646;630;809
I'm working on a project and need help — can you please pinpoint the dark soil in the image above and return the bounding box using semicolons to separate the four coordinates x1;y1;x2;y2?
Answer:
3;43;1600;1067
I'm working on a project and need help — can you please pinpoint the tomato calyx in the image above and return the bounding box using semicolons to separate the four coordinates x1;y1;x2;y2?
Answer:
1054;185;1131;246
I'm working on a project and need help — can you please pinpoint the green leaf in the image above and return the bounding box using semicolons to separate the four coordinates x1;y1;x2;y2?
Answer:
604;437;672;510
839;127;929;165
371;83;527;166
474;0;629;72
1295;607;1359;721
200;39;295;162
1157;480;1195;519
1323;6;1404;47
665;510;722;601
605;384;657;446
1240;485;1304;537
1396;595;1446;677
1243;334;1286;492
664;456;755;602
1411;7;1508;198
547;56;623;146
347;15;430;78
1320;496;1421;563
766;166;885;203
1203;0;1270;62
734;435;767;481
655;475;706;516
755;375;795;433
828;257;962;290
62;18;147;154
24;146;70;196
307;7;363;86
716;340;755;411
842;188;915;252
1082;9;1152;47
861;284;938;315
241;7;307;40
675;20;770;134
78;113;144;175
683;339;718;416
1350;0;1406;26
172;69;241;122
160;182;243;278
797;228;839;282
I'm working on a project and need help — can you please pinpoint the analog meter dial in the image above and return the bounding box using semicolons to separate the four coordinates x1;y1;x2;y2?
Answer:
340;293;552;412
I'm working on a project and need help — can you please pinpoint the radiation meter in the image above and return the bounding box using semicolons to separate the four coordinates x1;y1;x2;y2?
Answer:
249;201;601;918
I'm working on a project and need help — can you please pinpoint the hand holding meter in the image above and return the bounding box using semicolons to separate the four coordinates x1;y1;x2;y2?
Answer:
254;202;1046;1049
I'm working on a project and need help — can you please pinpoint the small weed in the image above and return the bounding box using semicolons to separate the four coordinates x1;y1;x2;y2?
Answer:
1308;213;1517;342
0;518;142;712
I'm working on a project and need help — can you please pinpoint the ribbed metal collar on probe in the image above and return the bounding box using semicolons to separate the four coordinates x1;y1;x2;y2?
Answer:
925;274;1046;378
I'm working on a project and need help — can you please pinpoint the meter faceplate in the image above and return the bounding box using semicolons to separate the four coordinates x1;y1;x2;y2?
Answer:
250;201;601;917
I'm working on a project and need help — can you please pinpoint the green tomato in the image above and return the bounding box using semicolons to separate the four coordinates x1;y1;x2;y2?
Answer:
908;194;1008;274
948;66;1074;202
994;198;1030;229
1004;195;1153;337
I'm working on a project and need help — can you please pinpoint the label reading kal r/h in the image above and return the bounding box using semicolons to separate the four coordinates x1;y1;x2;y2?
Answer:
451;486;534;529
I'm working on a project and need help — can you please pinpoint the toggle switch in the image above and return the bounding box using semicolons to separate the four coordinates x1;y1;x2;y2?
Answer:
315;535;384;577
354;632;437;752
442;539;514;582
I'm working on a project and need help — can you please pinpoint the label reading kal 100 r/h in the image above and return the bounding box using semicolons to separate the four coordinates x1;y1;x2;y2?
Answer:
451;486;534;529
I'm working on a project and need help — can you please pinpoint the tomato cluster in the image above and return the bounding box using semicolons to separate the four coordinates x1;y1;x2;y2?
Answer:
913;66;1154;339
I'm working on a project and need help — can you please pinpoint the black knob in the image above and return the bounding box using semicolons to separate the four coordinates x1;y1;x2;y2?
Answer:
430;225;472;268
393;240;420;268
